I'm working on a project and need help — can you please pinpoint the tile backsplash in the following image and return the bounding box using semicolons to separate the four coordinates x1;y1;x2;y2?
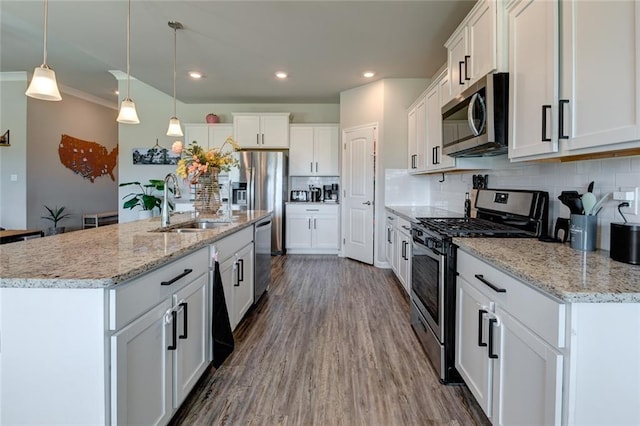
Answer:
422;156;640;249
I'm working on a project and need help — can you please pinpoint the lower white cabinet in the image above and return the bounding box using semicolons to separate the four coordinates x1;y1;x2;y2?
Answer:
214;226;255;330
286;204;340;254
456;249;564;425
110;248;210;426
384;209;412;294
385;214;397;271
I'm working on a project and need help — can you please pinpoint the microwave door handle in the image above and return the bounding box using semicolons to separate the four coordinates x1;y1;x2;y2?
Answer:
467;93;486;136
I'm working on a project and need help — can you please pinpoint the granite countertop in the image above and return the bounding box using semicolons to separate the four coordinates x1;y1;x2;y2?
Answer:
454;238;640;303
0;210;270;289
386;205;462;222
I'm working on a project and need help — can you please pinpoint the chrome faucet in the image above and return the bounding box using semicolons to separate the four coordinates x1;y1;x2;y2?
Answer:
162;173;182;227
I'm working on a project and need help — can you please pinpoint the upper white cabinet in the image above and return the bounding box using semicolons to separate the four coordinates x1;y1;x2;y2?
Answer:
233;113;290;149
407;97;426;171
290;124;339;176
445;0;504;103
508;0;640;161
426;70;456;171
184;123;234;150
507;0;560;159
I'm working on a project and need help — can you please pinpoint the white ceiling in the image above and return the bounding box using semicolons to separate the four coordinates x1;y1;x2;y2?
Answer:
1;0;475;105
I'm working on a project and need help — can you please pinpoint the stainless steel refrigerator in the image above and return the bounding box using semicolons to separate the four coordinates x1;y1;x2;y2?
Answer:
230;151;287;255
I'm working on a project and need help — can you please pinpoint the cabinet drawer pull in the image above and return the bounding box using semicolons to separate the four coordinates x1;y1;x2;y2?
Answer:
458;61;465;85
306;209;319;212
478;309;487;347
168;310;177;350
161;268;193;286
474;274;506;293
179;302;188;339
401;225;410;231
464;55;471;81
488;318;498;359
559;99;570;139
541;105;552;142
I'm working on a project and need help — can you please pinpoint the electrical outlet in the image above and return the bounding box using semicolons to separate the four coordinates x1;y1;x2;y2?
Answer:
617;187;640;216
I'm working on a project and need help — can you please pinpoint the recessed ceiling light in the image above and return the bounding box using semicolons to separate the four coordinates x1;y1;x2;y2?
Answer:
189;71;203;79
363;71;375;78
275;71;288;79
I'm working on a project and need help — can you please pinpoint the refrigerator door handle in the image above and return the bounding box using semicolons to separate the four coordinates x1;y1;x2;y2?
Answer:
249;167;255;211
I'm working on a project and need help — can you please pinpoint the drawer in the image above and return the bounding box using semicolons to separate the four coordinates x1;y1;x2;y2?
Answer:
109;247;209;331
213;226;253;262
287;204;338;215
457;249;566;348
397;217;412;236
385;210;398;223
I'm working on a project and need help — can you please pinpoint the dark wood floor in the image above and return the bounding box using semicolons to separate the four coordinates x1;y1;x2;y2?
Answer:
170;255;489;425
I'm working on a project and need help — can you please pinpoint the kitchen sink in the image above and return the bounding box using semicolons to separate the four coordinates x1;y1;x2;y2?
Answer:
153;220;228;233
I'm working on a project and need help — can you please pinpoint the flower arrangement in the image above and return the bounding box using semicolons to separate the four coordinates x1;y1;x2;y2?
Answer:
172;137;239;183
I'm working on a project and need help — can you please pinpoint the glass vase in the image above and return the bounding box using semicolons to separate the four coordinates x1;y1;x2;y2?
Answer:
193;168;222;214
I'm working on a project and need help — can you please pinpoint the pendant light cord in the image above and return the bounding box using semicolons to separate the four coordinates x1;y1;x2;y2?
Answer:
173;26;177;116
126;0;131;99
42;0;48;66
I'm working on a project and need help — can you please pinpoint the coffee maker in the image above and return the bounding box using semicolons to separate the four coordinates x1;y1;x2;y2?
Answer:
323;184;339;202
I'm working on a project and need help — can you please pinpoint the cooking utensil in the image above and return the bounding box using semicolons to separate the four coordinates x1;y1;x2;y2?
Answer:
589;192;611;216
581;192;596;215
558;191;584;215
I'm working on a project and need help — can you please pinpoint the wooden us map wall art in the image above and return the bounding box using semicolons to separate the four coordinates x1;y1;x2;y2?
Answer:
59;134;118;183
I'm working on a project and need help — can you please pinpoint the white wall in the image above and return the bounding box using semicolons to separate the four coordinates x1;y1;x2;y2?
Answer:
0;73;28;229
115;74;340;223
422;156;640;250
340;78;429;266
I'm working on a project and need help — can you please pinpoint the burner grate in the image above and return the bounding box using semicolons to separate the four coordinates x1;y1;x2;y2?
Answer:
415;217;532;238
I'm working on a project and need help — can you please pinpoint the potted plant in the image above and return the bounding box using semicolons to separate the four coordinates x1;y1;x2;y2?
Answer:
42;205;72;235
119;179;174;219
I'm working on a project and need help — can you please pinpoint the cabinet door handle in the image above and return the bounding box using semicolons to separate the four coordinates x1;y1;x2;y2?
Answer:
541;105;552;142
458;61;465;85
316;162;318;172
179;302;188;339
238;258;244;282
262;134;265;145
559;99;570;139
432;147;437;165
168;310;177;350
478;309;487;347
256;134;260;145
308;218;311;229
435;146;440;165
464;55;471;81
474;274;506;293
488;318;498;359
161;268;193;286
314;218;317;229
387;228;391;243
310;162;313;173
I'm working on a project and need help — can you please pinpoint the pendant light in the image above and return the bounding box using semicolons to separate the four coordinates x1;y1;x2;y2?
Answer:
25;0;62;101
116;0;140;124
166;21;183;137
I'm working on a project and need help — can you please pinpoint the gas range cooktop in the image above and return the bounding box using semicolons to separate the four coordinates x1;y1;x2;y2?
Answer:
414;217;535;239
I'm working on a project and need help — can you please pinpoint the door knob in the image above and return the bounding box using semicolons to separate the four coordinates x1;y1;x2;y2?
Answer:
362;201;372;205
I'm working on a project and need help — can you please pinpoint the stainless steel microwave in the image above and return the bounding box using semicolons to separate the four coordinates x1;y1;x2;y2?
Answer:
441;73;509;157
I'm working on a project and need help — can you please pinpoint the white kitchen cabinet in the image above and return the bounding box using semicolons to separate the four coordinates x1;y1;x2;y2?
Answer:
445;0;502;101
184;123;233;150
407;97;427;172
214;226;255;330
290;124;339;176
286;204;339;254
455;249;565;424
395;218;412;294
110;248;210;425
507;0;559;159
425;70;456;171
233;113;290;149
509;0;640;161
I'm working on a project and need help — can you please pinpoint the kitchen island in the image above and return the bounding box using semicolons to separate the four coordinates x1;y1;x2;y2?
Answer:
0;210;270;425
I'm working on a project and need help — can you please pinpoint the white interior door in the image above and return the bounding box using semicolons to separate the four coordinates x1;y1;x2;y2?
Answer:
342;125;375;264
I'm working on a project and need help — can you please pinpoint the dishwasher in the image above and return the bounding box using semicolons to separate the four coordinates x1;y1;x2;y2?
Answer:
254;215;272;303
